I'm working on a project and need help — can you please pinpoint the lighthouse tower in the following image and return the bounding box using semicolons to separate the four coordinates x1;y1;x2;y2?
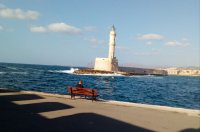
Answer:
108;25;116;59
108;25;118;71
94;25;118;72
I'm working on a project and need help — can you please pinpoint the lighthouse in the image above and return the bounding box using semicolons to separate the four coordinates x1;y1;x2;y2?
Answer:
94;25;118;72
108;25;118;71
108;25;116;60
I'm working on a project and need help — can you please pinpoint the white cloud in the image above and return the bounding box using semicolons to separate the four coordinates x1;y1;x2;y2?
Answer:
0;25;14;32
134;48;160;56
181;38;188;41
0;6;39;20
83;26;96;32
116;46;128;50
146;41;153;45
138;34;164;40
0;4;5;8
85;37;105;45
0;25;3;30
30;23;81;34
30;26;47;32
134;51;159;56
48;23;81;33
165;40;190;47
116;46;132;53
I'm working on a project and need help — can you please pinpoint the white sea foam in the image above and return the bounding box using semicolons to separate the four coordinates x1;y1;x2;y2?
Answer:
7;67;17;70
130;75;164;79
49;68;124;77
0;72;27;75
76;73;124;77
10;72;28;75
49;68;79;74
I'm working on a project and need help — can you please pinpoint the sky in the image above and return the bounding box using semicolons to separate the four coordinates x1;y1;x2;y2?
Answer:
0;0;199;67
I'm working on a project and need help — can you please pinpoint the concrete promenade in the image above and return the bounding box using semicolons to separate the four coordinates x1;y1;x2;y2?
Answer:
0;88;199;132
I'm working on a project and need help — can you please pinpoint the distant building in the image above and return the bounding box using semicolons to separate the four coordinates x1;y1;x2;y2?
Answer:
94;25;118;72
165;68;179;75
164;67;200;76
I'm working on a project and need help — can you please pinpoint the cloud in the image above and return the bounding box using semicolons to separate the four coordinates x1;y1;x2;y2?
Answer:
134;51;159;56
30;23;81;34
85;37;105;45
30;26;46;33
0;25;3;31
83;26;96;32
146;41;153;45
0;25;14;32
134;48;160;56
0;6;40;20
116;46;131;52
48;23;81;33
165;40;190;47
138;34;164;40
181;38;188;41
0;4;5;8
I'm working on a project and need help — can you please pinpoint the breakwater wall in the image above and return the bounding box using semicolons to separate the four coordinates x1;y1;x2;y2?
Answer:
119;67;168;76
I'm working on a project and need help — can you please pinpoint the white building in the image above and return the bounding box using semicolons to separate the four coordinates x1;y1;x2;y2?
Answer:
94;25;118;72
165;68;179;75
164;67;200;76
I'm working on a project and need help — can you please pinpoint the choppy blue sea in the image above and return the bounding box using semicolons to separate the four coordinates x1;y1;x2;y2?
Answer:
0;62;199;109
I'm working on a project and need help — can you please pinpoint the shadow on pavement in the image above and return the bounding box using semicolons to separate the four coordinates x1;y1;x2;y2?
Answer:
0;88;153;132
0;94;44;101
52;113;153;132
180;128;200;132
0;88;19;93
19;102;73;113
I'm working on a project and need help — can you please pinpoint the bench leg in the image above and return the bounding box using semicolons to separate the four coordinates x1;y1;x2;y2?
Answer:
92;89;94;101
71;94;75;99
70;87;75;99
92;96;96;101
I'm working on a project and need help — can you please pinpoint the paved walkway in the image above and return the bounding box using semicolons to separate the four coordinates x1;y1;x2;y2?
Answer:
0;88;199;132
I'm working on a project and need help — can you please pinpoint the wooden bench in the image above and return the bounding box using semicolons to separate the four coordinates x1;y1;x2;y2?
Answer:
68;86;98;101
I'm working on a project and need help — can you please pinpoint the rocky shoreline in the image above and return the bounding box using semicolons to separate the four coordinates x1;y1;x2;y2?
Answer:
73;69;114;74
73;69;163;76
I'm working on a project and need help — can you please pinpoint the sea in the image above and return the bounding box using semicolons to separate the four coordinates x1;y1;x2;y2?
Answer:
0;62;199;109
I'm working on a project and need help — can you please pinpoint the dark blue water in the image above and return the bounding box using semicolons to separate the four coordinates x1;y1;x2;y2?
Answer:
0;62;199;109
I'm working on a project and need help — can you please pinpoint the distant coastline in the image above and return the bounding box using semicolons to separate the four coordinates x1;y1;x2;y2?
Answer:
163;67;200;76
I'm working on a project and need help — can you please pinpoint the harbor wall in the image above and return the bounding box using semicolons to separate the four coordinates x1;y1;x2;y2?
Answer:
119;67;168;76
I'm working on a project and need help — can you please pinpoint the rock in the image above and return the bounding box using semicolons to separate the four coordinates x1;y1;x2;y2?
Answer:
73;69;114;74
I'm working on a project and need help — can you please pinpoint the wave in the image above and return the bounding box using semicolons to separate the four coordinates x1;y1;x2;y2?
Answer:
49;68;124;77
10;72;28;75
7;67;18;70
130;75;164;79
130;75;155;78
49;68;79;74
0;71;28;75
75;73;124;77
